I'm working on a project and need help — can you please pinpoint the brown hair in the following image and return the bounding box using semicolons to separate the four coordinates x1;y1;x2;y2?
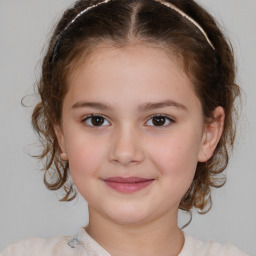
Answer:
32;0;240;216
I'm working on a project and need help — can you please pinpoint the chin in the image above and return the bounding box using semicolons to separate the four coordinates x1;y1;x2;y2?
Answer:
105;206;152;225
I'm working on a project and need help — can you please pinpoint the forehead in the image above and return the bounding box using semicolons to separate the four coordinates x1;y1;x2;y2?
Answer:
68;43;184;79
65;44;201;112
68;44;190;87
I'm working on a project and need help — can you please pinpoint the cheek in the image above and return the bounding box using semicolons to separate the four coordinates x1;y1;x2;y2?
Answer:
66;135;106;184
151;135;199;170
148;132;201;189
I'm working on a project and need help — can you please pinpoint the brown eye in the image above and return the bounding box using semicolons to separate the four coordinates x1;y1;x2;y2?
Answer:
82;114;110;127
146;114;174;127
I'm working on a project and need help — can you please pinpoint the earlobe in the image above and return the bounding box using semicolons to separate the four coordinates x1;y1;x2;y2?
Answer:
198;106;225;162
54;124;68;160
60;152;68;161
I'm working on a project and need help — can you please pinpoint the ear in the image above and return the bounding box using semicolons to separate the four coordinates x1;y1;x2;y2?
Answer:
198;106;225;162
54;124;68;161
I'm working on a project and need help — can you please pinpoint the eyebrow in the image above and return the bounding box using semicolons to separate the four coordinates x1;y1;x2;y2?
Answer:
72;99;187;112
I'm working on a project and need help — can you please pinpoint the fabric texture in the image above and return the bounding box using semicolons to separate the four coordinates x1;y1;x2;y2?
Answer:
0;228;249;256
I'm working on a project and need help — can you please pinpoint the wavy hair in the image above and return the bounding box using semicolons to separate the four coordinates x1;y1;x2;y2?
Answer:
31;0;240;219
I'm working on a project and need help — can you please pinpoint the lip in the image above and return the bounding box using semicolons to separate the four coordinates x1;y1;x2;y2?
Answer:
102;176;155;193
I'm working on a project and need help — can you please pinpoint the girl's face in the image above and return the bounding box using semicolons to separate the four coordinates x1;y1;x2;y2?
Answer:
56;45;221;225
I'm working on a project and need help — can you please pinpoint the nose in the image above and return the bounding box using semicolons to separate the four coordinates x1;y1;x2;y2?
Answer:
109;125;145;166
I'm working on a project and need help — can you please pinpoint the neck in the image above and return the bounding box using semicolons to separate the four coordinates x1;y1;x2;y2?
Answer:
85;206;184;256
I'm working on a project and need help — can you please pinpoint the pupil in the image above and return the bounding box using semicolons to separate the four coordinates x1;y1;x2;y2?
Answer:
92;116;104;126
153;116;165;126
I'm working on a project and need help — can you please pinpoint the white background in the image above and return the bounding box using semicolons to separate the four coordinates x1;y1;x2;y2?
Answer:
0;0;255;255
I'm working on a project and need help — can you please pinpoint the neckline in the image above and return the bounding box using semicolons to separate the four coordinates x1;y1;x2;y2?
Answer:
77;227;112;255
76;227;192;256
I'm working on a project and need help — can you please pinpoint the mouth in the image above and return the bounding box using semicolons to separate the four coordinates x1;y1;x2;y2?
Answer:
102;177;155;193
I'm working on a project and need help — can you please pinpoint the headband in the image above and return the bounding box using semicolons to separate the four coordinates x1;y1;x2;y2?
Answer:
51;0;215;62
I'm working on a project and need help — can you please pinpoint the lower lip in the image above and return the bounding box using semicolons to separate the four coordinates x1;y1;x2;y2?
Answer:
103;180;154;193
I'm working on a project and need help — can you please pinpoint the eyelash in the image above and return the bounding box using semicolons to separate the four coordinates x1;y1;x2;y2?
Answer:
81;114;175;128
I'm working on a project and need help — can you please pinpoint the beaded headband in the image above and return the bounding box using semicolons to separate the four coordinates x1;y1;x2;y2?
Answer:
51;0;215;62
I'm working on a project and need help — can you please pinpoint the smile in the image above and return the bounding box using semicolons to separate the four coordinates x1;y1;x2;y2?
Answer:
102;177;155;193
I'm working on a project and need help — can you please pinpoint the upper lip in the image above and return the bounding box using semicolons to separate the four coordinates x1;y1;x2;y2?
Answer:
103;177;154;183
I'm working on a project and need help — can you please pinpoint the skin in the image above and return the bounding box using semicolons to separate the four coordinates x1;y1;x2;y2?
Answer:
55;44;224;256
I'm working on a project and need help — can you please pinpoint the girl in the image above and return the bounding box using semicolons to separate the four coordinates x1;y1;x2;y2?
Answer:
1;0;249;255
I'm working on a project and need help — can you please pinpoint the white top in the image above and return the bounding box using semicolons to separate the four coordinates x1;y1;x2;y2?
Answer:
0;228;249;256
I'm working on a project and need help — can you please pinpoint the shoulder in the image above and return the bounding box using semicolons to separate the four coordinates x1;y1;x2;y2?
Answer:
0;228;111;256
179;233;249;256
0;235;79;256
